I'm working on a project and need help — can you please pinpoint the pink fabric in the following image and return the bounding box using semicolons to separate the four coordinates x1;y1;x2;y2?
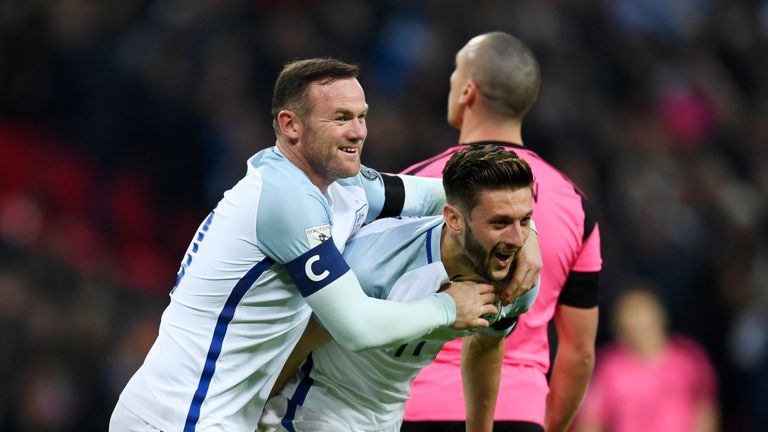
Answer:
576;336;718;432
402;144;602;422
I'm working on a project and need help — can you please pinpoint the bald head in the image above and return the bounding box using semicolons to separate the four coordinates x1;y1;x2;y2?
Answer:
459;32;540;120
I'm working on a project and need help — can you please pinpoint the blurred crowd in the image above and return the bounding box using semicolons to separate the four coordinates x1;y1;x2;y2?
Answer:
1;0;767;430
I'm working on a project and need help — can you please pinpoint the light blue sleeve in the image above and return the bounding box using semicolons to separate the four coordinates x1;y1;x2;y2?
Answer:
256;178;332;264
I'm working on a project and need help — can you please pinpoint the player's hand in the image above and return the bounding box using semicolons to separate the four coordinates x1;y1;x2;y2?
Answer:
442;280;499;330
501;229;542;305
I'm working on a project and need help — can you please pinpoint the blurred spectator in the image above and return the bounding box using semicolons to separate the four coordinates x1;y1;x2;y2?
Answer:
575;284;719;432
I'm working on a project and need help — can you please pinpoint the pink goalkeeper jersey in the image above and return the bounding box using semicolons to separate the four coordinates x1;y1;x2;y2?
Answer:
402;142;603;423
575;336;717;432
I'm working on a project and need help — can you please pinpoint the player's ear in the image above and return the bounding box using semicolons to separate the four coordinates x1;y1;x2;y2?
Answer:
458;80;478;107
443;203;464;234
277;110;302;142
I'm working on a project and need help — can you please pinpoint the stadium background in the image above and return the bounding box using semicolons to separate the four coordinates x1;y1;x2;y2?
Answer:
1;0;767;430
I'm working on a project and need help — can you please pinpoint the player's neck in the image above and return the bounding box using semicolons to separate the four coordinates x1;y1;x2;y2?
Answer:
276;140;332;195
457;115;523;146
439;225;477;280
631;332;669;359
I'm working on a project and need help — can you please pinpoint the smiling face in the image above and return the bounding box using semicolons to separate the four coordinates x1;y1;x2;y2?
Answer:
298;78;368;185
458;187;533;282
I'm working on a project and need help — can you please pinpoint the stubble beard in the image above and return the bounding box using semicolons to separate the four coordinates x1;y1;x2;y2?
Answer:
462;224;512;284
303;126;359;183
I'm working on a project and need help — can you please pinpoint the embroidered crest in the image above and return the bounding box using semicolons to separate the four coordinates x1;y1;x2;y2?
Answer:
360;166;379;181
352;204;368;233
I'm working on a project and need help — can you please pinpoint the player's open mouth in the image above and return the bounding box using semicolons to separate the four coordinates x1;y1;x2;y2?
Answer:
339;147;358;154
494;250;514;266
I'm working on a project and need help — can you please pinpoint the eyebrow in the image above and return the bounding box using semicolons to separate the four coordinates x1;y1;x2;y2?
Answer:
333;105;368;116
489;210;533;222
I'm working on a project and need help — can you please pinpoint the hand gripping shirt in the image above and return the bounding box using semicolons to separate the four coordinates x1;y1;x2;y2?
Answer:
115;146;452;432
402;142;602;423
274;215;539;431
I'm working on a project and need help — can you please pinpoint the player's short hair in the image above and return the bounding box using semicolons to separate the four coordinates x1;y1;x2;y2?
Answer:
443;144;534;212
467;32;540;119
271;58;360;135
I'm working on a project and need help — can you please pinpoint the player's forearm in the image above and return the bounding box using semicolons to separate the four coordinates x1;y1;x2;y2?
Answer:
307;272;455;351
545;346;595;432
462;333;503;432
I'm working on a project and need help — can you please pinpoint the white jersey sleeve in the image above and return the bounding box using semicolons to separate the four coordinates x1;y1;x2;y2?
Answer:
339;166;445;223
397;174;445;217
256;174;333;264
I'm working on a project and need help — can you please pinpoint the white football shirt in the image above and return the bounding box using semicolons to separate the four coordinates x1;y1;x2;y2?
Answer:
115;146;448;432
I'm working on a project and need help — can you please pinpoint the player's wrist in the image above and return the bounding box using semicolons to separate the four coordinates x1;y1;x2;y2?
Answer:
433;291;457;325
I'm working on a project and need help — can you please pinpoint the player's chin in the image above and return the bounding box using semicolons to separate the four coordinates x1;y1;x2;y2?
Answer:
336;161;361;178
447;116;461;130
488;265;512;283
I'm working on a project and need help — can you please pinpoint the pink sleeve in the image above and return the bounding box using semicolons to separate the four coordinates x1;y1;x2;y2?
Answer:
572;223;602;272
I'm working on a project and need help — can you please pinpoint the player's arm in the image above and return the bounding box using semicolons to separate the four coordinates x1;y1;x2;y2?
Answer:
462;331;504;432
501;266;540;316
546;217;602;432
547;304;598;432
258;184;496;351
545;269;599;432
269;318;330;397
356;167;445;221
286;239;497;351
462;274;535;432
500;219;541;305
